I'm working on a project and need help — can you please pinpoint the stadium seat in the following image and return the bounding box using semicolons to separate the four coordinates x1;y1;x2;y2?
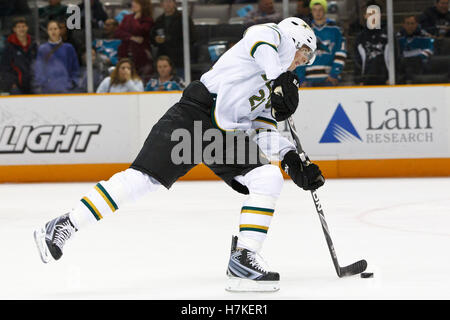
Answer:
426;55;450;75
193;42;212;64
193;18;221;25
274;3;283;15
191;4;231;24
192;24;212;44
209;23;245;42
405;55;450;84
191;36;240;81
410;73;449;84
273;2;299;17
434;38;450;55
190;43;213;81
289;1;297;16
228;17;245;25
394;0;431;12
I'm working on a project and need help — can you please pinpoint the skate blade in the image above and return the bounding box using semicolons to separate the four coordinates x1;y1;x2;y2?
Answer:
225;276;280;292
33;227;52;264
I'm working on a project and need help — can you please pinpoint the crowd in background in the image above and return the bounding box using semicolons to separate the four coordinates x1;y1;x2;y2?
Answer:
0;0;187;95
0;0;449;95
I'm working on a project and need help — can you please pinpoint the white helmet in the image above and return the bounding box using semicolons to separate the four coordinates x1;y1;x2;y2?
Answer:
278;17;317;65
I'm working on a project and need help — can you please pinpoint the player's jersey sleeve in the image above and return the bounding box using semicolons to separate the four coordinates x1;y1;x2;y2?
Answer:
243;24;285;80
250;108;296;161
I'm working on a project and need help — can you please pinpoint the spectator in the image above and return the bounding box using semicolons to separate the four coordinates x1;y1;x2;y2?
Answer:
296;0;313;25
354;1;390;85
76;48;107;93
96;58;144;93
145;55;185;91
244;0;282;26
419;0;450;38
58;20;83;63
151;0;195;77
38;0;68;27
33;20;80;94
294;0;347;87
94;18;122;66
115;0;154;83
0;17;37;94
78;0;108;29
397;15;434;84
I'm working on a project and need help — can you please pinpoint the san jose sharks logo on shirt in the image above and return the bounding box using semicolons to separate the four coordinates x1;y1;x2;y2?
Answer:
316;38;334;56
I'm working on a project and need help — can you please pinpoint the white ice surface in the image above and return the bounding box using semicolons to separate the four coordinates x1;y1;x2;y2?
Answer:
0;177;449;299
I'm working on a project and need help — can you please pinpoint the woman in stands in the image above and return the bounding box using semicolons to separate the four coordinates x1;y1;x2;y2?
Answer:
115;0;154;84
96;57;144;93
33;20;80;94
145;55;185;91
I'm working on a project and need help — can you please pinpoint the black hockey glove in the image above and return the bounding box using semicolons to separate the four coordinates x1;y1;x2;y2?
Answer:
270;71;300;122
281;150;325;191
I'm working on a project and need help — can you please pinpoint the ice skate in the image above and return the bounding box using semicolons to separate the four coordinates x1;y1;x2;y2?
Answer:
34;213;77;263
226;236;280;292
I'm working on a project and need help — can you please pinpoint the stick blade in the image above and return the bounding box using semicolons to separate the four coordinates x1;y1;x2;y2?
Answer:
339;259;367;277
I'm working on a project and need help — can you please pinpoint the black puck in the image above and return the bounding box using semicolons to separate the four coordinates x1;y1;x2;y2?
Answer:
360;272;374;278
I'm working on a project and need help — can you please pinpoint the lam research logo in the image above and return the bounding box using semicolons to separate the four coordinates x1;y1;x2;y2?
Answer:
319;104;362;143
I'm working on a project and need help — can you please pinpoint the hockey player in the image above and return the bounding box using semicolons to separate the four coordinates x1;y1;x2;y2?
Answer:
34;17;325;292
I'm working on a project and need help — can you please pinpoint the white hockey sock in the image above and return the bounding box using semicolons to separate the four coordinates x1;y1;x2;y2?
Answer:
69;168;160;230
235;164;284;252
238;193;277;252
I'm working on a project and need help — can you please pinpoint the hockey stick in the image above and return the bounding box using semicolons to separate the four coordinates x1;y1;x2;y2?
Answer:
285;116;367;277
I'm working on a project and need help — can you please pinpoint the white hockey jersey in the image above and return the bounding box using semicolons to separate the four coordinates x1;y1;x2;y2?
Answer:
200;23;297;160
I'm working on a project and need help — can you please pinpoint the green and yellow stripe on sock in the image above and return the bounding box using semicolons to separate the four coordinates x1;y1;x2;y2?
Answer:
81;196;103;221
94;183;118;213
239;224;269;234
241;206;274;216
